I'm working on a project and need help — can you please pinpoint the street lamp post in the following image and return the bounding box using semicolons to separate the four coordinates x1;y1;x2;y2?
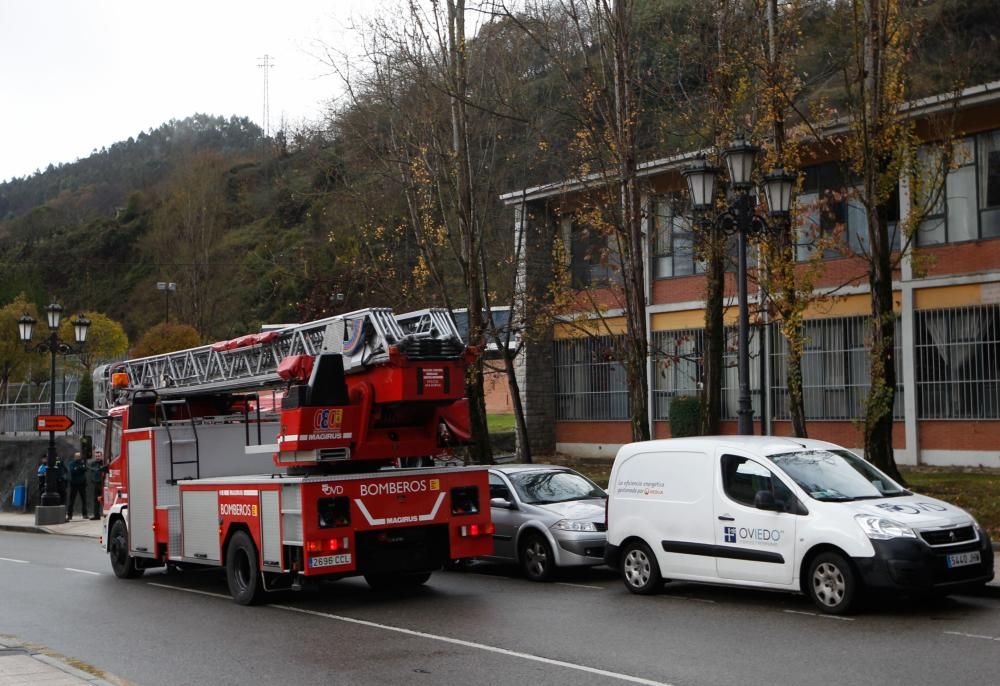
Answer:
682;138;795;435
18;304;91;517
157;282;176;324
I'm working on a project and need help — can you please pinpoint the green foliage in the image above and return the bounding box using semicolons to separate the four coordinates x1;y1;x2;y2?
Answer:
75;373;94;410
669;395;701;438
131;323;201;358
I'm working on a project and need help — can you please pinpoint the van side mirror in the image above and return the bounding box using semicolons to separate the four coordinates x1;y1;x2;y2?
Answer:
490;497;516;510
754;490;778;511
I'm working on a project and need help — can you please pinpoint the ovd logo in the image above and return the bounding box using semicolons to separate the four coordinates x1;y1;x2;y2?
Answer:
724;526;737;543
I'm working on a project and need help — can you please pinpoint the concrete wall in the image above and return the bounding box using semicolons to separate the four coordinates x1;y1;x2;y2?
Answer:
0;437;78;512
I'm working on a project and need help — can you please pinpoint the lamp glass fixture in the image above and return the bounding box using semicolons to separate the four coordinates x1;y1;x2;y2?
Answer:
17;313;35;342
723;138;760;188
73;315;91;344
46;303;64;330
763;167;797;216
682;159;720;211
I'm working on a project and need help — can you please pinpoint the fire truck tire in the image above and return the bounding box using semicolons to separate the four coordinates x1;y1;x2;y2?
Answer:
226;531;265;605
364;571;432;591
518;532;555;582
108;518;144;579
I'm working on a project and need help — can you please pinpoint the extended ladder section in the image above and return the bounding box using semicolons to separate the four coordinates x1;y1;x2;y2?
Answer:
100;308;465;407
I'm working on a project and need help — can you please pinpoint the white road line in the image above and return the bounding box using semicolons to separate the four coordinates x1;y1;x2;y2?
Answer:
944;631;1000;642
783;609;855;622
149;582;675;685
64;568;101;576
555;582;604;590
0;557;30;564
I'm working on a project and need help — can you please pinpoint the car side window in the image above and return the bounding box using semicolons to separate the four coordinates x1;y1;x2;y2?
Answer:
721;455;776;507
489;473;512;502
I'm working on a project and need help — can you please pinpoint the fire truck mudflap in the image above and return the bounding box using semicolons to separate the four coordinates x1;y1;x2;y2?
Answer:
177;466;493;603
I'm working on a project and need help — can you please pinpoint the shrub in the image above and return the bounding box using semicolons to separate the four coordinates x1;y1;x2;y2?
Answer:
669;395;701;437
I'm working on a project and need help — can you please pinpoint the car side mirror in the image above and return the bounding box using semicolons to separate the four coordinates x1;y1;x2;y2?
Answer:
490;497;515;510
754;490;778;511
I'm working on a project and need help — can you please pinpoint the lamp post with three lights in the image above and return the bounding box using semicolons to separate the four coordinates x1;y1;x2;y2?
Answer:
682;138;795;435
17;304;91;521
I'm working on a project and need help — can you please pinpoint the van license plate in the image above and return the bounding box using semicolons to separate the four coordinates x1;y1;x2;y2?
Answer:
946;551;981;568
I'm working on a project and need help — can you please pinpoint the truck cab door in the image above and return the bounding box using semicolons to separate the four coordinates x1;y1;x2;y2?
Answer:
713;453;797;585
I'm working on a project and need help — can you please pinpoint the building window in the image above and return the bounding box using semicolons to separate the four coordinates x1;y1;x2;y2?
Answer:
721;326;763;421
652;194;703;278
916;304;1000;419
553;335;629;420
651;328;703;419
916;138;978;246
977;130;1000;237
769;316;904;421
569;218;620;288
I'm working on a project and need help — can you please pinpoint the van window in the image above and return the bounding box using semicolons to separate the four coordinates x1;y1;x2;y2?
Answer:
720;455;774;504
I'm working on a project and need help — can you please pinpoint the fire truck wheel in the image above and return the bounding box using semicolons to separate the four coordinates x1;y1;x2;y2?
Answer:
364;572;432;591
226;531;265;605
108;518;144;579
518;532;555;582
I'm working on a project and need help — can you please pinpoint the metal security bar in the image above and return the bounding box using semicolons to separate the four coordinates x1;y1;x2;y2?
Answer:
651;328;703;420
553;335;629;420
770;315;904;421
721;326;763;421
0;401;105;448
915;304;1000;419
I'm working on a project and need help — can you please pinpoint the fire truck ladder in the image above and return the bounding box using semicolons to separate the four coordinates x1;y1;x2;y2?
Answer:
104;308;465;404
158;399;200;484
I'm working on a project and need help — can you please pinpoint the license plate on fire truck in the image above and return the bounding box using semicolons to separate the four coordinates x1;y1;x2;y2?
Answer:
946;551;980;569
309;554;352;568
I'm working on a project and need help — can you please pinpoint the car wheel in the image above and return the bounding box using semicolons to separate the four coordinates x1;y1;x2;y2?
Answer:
519;532;555;582
108;518;143;579
807;552;858;615
226;531;265;605
621;540;661;595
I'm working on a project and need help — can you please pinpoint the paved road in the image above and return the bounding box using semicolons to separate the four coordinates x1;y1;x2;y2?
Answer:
1;531;999;686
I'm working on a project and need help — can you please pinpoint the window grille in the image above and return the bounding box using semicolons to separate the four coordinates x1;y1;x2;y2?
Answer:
651;328;703;419
915;304;1000;419
553;335;629;420
770;315;904;421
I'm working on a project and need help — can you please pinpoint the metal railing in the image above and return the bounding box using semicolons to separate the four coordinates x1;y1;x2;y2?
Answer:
0;401;105;448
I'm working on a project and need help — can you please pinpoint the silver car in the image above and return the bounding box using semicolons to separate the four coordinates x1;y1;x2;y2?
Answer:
484;465;608;581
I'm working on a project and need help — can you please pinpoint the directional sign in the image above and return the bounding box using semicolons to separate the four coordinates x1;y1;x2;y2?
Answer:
36;415;74;432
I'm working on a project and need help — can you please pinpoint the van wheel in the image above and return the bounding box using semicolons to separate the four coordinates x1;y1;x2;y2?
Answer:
621;540;661;595
108;518;143;579
519;532;555;581
807;552;857;615
226;531;265;605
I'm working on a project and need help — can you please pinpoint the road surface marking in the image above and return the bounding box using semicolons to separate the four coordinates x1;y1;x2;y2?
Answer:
0;557;30;564
64;568;101;576
149;582;675;685
555;582;604;590
944;631;1000;642
783;609;855;621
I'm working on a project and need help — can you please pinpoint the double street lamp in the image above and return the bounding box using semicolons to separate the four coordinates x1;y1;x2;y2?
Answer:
156;281;177;324
17;303;91;507
682;137;795;435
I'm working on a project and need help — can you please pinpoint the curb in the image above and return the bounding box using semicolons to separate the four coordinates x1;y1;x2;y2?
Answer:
0;523;101;539
32;653;118;686
0;639;124;686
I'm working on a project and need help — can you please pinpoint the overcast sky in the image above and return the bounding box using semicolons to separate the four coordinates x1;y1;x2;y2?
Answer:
0;0;383;182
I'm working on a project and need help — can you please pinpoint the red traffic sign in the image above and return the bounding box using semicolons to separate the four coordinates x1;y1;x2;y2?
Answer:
36;415;74;432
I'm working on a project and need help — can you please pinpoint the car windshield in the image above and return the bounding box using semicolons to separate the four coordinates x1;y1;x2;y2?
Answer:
507;470;606;505
769;450;909;502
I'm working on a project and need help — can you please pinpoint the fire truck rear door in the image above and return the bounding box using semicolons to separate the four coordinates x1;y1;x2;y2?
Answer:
126;437;156;556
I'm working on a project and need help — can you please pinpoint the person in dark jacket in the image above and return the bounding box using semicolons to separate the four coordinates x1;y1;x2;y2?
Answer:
53;457;67;505
66;452;88;520
37;455;48;503
88;457;105;520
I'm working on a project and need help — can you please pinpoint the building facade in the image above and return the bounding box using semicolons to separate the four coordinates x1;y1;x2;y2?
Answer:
503;82;1000;467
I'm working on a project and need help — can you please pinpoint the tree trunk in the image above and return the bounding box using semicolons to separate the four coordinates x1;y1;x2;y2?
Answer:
701;235;725;435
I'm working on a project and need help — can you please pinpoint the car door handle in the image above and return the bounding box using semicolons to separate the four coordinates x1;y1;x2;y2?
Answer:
718;515;735;521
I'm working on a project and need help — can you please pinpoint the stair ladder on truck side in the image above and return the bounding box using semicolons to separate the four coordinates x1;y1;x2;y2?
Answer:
101;308;465;409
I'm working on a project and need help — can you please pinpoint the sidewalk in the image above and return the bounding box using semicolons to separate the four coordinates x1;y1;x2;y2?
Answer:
0;638;123;686
0;512;102;539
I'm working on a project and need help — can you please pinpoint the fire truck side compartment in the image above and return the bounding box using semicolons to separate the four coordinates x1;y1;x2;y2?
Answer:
126;437;156;556
182;490;221;562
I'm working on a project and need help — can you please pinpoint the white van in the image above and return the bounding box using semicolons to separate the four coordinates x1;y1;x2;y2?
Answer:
604;436;994;614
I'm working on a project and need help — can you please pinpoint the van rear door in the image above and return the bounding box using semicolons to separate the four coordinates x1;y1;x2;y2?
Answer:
713;452;797;585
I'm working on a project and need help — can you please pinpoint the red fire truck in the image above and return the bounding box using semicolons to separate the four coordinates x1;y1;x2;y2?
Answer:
91;308;494;604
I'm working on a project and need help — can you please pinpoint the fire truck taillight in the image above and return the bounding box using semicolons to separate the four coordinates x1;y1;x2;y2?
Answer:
450;486;480;515
459;523;495;537
306;540;322;553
